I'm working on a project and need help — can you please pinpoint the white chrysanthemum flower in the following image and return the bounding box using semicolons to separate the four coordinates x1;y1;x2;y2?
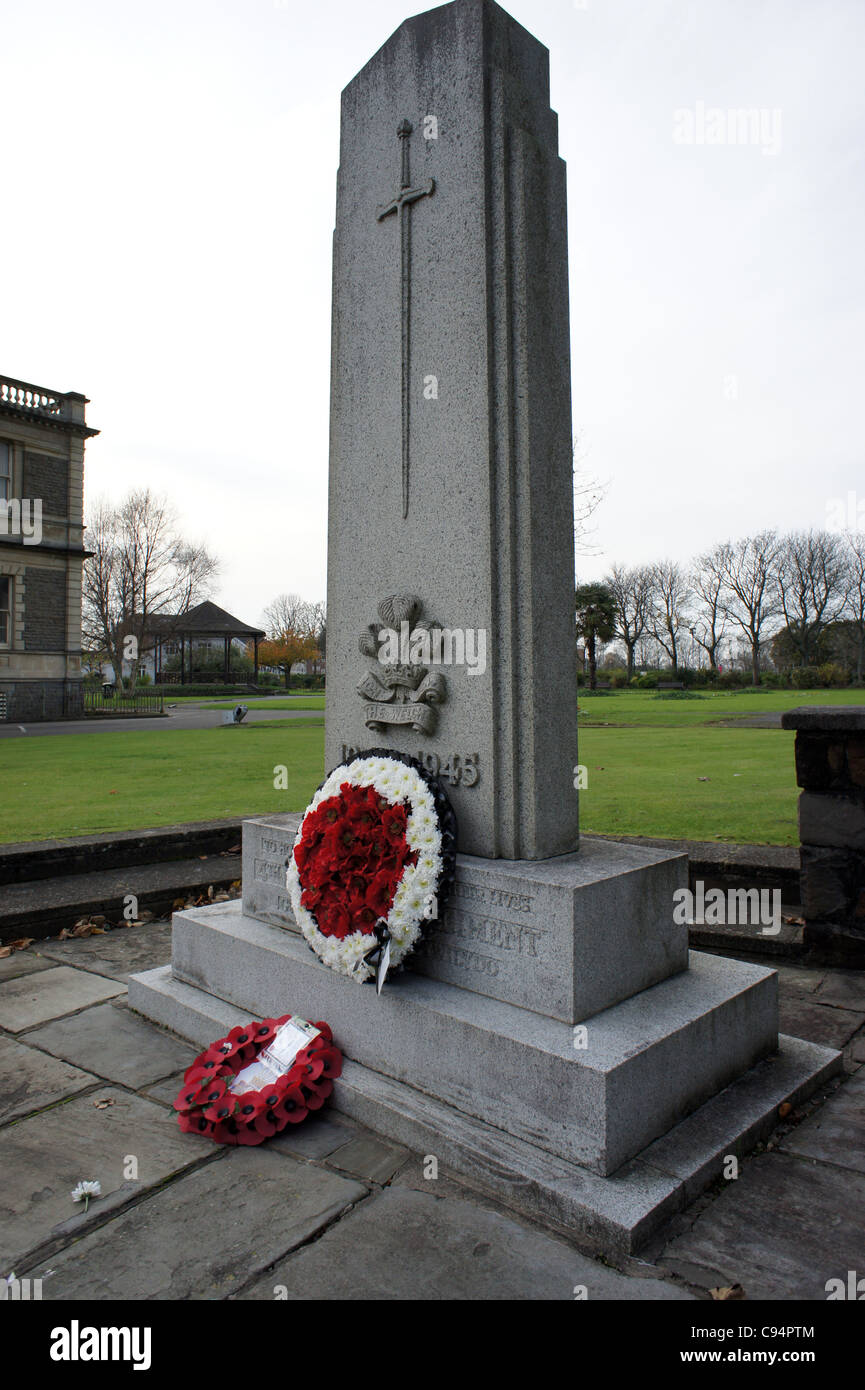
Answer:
71;1180;102;1212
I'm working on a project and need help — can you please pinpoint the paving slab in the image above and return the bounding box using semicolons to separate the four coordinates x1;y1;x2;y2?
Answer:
327;1133;409;1184
0;1034;97;1126
778;995;865;1050
0;966;125;1033
34;921;174;982
24;1002;193;1088
269;1110;360;1161
0;952;53;984
0;1085;208;1270
659;1152;865;1299
780;1070;865;1174
774;964;825;998
238;1185;694;1301
815;970;865;1011
31;1149;367;1300
140;1069;188;1106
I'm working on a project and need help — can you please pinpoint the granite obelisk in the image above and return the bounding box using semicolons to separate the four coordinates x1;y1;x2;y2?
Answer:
325;0;578;860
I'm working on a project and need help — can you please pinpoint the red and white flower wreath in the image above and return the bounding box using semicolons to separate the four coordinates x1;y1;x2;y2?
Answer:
173;1015;342;1146
286;751;456;982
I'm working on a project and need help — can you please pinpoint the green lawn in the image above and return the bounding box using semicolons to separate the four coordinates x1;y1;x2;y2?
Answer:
160;695;325;709
0;723;326;842
3;688;863;846
578;687;865;728
208;697;325;711
579;725;796;844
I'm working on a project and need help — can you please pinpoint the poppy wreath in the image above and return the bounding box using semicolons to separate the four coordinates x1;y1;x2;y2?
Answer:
173;1016;342;1146
286;749;457;982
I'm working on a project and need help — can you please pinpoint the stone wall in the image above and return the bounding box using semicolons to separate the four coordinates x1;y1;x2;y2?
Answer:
22;450;69;516
782;706;865;964
0;679;82;721
23;568;67;651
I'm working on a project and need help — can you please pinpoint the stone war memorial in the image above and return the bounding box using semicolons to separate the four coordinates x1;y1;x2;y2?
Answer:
131;0;841;1257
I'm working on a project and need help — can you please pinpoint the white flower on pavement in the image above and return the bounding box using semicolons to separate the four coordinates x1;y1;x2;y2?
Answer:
71;1180;102;1212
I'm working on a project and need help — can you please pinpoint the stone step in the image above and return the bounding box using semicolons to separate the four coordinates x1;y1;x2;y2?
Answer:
127;962;840;1259
0;856;241;943
137;900;782;1177
0;819;243;886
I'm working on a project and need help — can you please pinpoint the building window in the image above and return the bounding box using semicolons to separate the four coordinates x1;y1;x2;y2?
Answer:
0;576;11;646
0;443;10;502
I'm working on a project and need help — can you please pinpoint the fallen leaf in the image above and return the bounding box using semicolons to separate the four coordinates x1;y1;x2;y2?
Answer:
0;937;34;957
92;1098;115;1110
172;898;187;912
71;921;105;938
778;1102;793;1119
710;1284;745;1301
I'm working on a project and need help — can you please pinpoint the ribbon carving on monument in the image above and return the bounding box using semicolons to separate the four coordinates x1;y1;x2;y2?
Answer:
357;594;446;735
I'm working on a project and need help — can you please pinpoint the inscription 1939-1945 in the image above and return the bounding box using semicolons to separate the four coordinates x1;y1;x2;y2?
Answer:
341;745;479;786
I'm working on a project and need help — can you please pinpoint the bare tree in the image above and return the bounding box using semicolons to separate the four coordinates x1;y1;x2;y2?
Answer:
843;531;865;683
83;489;219;691
649;560;691;675
263;593;315;641
690;545;729;672
308;599;327;674
606;563;653;679
776;530;850;666
719;530;780;684
260;594;324;685
572;435;607;557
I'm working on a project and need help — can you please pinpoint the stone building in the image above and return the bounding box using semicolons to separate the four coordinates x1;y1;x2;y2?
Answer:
0;374;98;721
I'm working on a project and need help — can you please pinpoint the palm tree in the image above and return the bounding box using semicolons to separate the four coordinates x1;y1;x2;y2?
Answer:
575;583;616;690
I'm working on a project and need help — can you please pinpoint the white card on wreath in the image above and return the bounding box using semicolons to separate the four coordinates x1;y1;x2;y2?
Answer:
261;1018;321;1073
228;1060;279;1096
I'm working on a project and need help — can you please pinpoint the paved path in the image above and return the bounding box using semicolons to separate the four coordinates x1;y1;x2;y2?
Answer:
0;705;323;739
1;927;863;1300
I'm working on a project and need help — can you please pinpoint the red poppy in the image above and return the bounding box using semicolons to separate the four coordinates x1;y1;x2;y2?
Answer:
204;1096;236;1124
304;1076;333;1104
316;1046;343;1079
296;1051;325;1082
274;1084;308;1124
234;1122;264;1146
253;1111;278;1139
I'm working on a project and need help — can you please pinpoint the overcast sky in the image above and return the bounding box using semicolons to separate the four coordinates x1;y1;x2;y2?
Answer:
2;0;862;624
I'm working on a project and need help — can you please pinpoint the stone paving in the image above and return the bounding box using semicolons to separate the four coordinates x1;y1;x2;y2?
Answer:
1;922;864;1301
